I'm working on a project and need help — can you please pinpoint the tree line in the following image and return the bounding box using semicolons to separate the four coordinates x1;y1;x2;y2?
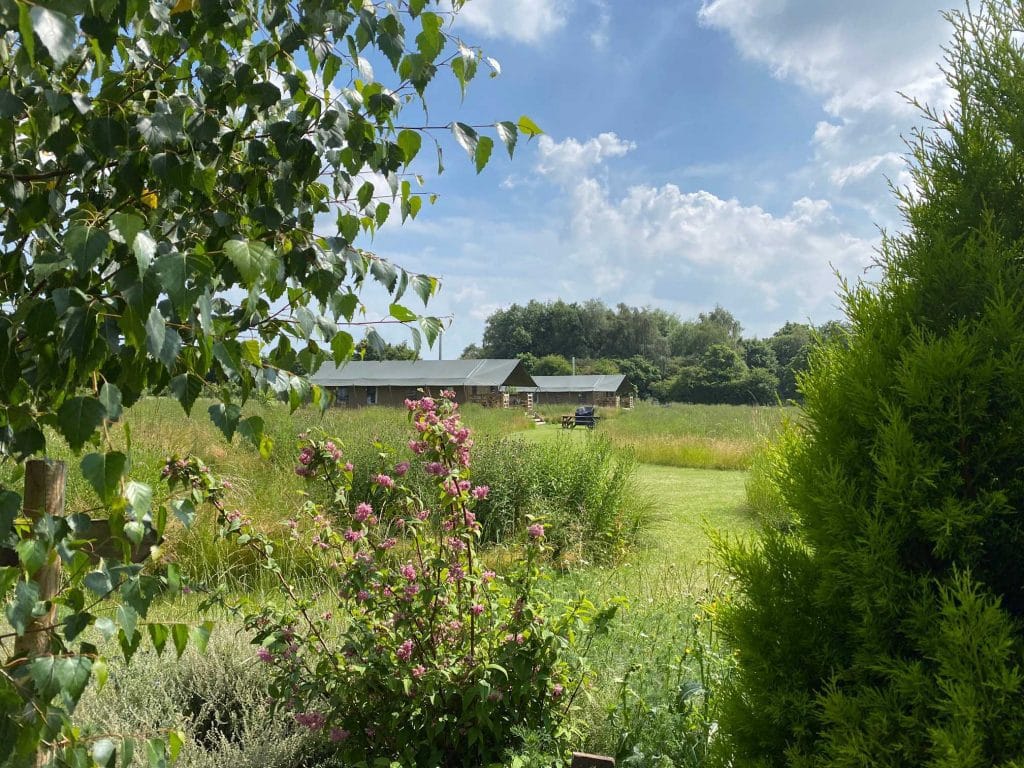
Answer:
458;300;848;404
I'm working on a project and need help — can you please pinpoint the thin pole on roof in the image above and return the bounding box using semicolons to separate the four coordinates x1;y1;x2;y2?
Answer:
572;356;576;375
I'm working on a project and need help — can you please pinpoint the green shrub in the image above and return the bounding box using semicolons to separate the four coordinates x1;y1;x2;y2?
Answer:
74;631;316;768
714;3;1024;764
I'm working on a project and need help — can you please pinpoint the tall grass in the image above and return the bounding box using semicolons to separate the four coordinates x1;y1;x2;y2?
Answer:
594;402;796;470
472;435;652;566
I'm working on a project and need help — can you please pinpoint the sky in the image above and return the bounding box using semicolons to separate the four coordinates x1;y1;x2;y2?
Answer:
362;0;955;357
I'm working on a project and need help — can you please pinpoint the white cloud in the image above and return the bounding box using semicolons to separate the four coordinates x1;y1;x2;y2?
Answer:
536;132;636;181
588;0;611;50
379;133;878;352
699;0;951;221
453;0;571;44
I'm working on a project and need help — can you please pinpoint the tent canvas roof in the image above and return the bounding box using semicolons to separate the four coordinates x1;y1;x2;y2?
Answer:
520;374;629;393
309;359;536;388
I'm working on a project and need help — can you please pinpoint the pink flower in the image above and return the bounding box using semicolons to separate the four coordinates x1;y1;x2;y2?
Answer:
343;529;364;542
470;603;484;616
457;479;471;492
394;461;410;477
329;727;350;742
298;447;314;466
552;684;564;699
294;712;326;731
481;570;496;583
400;563;416;581
527;523;545;539
408;440;426;455
379;537;397;550
294;466;309;477
374;474;395;489
425;461;446;476
353;502;373;522
412;664;426;679
471;485;489;500
344;462;354;472
256;647;273;662
356;590;371;602
440;389;456;399
396;639;414;661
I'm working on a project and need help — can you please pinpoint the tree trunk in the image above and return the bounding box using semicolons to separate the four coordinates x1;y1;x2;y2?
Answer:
13;459;66;659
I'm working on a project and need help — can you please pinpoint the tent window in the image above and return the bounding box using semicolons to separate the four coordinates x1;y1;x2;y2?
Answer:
366;387;377;405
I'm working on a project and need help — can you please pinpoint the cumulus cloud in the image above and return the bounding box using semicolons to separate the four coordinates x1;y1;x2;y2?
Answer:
453;0;571;44
700;0;951;220
536;132;636;181
379;132;877;352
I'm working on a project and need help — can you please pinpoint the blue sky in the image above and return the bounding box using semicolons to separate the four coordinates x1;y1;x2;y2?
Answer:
361;0;953;356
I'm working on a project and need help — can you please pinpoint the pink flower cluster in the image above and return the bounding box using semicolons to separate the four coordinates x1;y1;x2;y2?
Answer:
527;523;545;539
294;712;326;731
373;474;395;489
396;638;414;661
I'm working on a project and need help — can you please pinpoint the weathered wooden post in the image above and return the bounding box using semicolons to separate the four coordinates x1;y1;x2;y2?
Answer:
13;459;66;659
571;753;615;767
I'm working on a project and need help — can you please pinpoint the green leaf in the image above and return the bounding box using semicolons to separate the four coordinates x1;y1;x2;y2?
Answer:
224;239;277;286
238;416;264;450
495;121;518;159
66;225;111;276
6;580;39;636
190;621;213;653
357;181;374;210
99;383;123;422
117;604;138;638
170;499;196;528
0;492;20;538
389;304;418;323
451;122;478;159
57;397;107;451
474;135;493;174
171;624;188;658
208;403;241;441
124;520;144;546
146;307;181;371
169;373;203;415
54;656;92;706
148;623;169;655
110;213;144;248
81;452;128;503
146;739;167;768
30;6;76;66
240;339;262;366
133;231;157;274
16;539;47;576
18;4;35;63
331;331;354;365
397;129;422;167
85;570;113;596
168;731;185;763
93;738;115;767
93;657;109;691
517;115;544;137
125;482;152;519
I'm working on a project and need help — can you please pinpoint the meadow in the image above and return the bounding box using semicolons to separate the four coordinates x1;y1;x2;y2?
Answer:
9;398;778;766
534;401;795;470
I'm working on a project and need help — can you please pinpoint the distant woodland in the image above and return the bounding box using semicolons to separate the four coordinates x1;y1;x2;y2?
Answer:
458;300;849;404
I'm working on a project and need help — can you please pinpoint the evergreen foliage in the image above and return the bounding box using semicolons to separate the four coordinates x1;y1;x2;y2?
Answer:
714;2;1024;764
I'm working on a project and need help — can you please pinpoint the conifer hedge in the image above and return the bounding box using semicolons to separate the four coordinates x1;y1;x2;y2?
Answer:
713;2;1024;764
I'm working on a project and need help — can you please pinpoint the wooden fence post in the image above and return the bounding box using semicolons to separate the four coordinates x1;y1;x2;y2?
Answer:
13;459;66;659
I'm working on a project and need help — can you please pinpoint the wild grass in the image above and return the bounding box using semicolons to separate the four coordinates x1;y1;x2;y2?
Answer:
578;402;797;471
554;465;756;764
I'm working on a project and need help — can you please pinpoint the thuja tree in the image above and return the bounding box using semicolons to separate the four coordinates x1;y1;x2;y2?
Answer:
713;2;1024;765
0;0;535;763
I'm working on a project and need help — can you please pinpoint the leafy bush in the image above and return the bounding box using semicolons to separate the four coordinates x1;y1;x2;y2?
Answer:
197;393;615;767
714;2;1024;764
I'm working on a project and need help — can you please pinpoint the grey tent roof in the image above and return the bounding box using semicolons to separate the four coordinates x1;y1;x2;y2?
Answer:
520;374;629;393
309;359;536;388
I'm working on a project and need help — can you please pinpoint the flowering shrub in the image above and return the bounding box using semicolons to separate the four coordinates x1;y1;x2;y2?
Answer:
207;393;611;766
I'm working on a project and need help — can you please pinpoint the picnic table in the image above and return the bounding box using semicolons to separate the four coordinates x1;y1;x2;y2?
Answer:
561;406;599;429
